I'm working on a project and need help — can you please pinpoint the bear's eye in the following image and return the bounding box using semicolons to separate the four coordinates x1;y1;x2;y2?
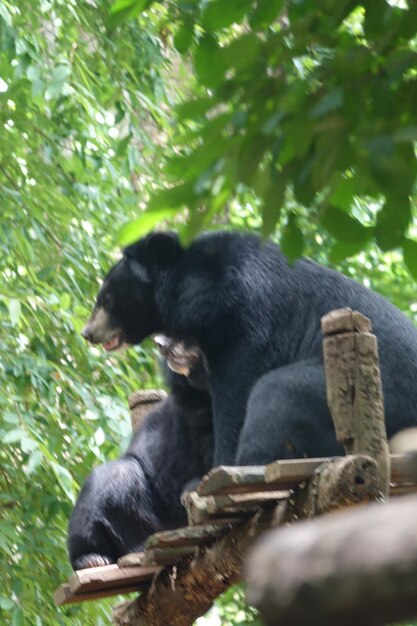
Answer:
101;294;113;310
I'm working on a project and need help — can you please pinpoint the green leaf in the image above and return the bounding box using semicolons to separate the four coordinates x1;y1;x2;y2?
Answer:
393;127;417;143
3;428;26;444
261;111;286;136
12;607;24;626
0;597;14;610
110;0;138;14
8;299;21;326
60;293;71;310
176;96;216;120
194;34;225;87
4;412;20;425
329;177;356;211
25;450;43;475
117;210;176;246
20;434;38;454
236;135;269;183
201;0;252;31
222;34;261;72
50;461;75;502
44;64;71;100
293;163;315;207
174;20;195;54
165;135;229;181
403;239;417;280
321;206;371;244
108;0;152;28
375;196;411;251
281;213;304;262
148;181;197;211
311;88;344;118
0;3;12;26
365;139;417;197
249;0;283;30
116;133;132;157
329;239;369;264
260;175;286;238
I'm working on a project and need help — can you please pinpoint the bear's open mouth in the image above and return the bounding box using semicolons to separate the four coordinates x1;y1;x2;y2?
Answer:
102;331;123;352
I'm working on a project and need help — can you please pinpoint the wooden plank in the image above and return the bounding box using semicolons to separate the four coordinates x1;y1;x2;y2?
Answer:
206;491;289;514
196;454;417;497
183;490;254;525
264;454;417;489
55;584;75;606
141;546;197;566
197;466;265;496
54;581;149;606
265;458;337;486
144;523;233;550
184;489;290;524
68;563;159;594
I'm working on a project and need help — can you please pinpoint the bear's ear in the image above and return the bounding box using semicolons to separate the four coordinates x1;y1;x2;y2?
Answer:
144;232;183;268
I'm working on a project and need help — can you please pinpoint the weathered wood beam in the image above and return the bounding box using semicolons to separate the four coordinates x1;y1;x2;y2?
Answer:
322;308;390;497
182;489;290;525
68;563;159;594
113;451;380;626
197;466;266;495
54;563;159;606
112;507;287;626
197;453;417;497
247;493;417;626
55;455;417;606
54;581;151;606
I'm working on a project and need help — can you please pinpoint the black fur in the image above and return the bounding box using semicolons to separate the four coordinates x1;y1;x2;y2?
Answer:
68;369;212;570
86;230;417;467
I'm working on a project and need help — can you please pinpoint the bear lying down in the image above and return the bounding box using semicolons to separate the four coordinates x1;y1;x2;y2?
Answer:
70;230;417;569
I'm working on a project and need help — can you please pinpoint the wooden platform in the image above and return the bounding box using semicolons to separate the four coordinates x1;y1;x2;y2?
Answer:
55;452;417;606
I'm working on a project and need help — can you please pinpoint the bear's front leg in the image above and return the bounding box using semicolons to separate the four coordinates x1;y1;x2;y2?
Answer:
209;347;267;466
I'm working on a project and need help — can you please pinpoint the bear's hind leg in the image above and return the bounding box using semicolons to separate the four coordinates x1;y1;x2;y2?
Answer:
236;360;344;465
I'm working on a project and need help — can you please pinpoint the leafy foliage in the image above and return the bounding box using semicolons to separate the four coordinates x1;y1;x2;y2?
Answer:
0;2;168;624
112;0;417;272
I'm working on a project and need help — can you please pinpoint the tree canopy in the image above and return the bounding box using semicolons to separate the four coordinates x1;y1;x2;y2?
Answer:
114;0;417;272
0;1;416;625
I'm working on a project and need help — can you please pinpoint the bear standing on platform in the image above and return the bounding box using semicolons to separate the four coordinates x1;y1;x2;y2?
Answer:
81;230;417;468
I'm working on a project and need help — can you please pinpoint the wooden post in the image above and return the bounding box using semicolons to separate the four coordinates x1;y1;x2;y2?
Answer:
321;308;390;498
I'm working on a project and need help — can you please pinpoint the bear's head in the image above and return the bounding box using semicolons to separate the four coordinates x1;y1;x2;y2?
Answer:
81;231;182;351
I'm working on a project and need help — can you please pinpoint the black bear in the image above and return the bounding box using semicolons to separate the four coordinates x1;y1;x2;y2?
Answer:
81;230;417;467
68;362;212;570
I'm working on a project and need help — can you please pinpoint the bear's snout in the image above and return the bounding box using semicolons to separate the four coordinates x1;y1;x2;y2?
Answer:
81;324;93;342
80;306;111;344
